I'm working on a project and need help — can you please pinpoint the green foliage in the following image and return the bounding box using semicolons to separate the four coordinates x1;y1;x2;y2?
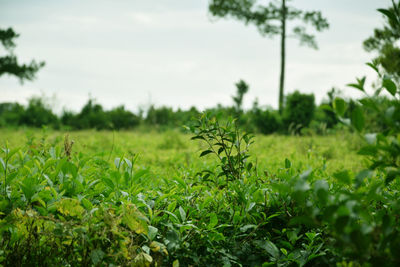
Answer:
74;99;110;130
251;107;282;134
21;97;59;128
4;2;400;266
363;1;400;81
208;0;329;112
0;28;45;82
0;103;24;127
189;113;254;184
283;91;316;133
0;137;166;266
108;106;141;130
0;90;342;135
208;0;329;47
232;79;249;114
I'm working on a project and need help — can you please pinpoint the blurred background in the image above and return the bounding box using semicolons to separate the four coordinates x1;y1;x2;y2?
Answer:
0;0;392;133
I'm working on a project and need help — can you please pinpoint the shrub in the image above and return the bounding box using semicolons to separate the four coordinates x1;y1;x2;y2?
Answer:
108;106;140;130
145;105;175;127
252;108;282;134
283;91;315;133
0;102;24;126
74;99;110;130
20;97;59;128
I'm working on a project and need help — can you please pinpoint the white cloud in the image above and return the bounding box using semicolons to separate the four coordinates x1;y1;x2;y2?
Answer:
0;0;387;112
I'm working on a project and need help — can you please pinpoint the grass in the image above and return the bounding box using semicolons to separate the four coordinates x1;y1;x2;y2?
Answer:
0;128;363;177
0;127;396;266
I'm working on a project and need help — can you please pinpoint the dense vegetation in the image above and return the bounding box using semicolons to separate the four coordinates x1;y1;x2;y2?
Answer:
0;88;365;135
1;51;400;265
1;1;400;266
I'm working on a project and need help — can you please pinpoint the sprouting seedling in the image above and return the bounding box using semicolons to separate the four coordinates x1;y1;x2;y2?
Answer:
64;134;74;161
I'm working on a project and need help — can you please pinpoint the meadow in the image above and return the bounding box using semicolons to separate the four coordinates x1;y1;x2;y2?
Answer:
0;128;363;177
1;0;400;265
2;124;393;266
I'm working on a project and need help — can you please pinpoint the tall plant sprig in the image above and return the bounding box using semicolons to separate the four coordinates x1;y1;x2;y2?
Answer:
188;113;254;185
1;143;18;197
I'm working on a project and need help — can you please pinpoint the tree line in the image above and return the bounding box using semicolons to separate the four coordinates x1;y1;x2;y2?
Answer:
0;81;394;135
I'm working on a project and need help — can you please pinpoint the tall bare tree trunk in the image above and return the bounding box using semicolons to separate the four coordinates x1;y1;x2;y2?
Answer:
278;0;286;114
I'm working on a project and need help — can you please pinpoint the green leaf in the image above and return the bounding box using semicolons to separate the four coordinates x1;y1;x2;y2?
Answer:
6;148;19;161
366;62;379;73
200;150;213;157
347;77;366;92
333;97;346;117
103;177;115;189
81;198;93;210
178;206;186;222
167;201;177;212
208;212;218;228
378;8;398;23
382;78;397;96
351;106;365;132
6;171;18;185
285;158;292;169
240;224;257;232
148;226;158;240
263;240;280;259
114;157;121;168
20;177;38;202
0;158;5;172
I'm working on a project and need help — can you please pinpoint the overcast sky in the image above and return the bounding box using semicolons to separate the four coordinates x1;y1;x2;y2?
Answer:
0;0;389;113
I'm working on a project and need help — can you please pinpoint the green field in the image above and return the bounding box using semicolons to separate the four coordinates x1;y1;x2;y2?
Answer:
1;126;399;266
0;128;363;176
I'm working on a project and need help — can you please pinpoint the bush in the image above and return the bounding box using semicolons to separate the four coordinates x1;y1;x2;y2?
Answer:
252;108;282;134
20;97;59;128
145;105;175;127
74;99;110;130
108;106;140;130
0;102;24;127
283;91;316;133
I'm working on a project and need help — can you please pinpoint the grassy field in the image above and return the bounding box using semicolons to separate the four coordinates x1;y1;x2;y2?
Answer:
0;128;377;266
0;128;363;177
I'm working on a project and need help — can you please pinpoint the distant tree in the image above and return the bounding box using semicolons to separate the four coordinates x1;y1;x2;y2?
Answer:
363;0;400;81
0;102;25;126
0;27;45;82
20;97;58;127
232;79;249;113
145;105;175;126
283;90;315;133
108;106;140;130
208;0;329;113
76;99;109;129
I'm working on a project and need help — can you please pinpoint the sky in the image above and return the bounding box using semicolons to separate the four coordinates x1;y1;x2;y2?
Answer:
0;0;389;113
